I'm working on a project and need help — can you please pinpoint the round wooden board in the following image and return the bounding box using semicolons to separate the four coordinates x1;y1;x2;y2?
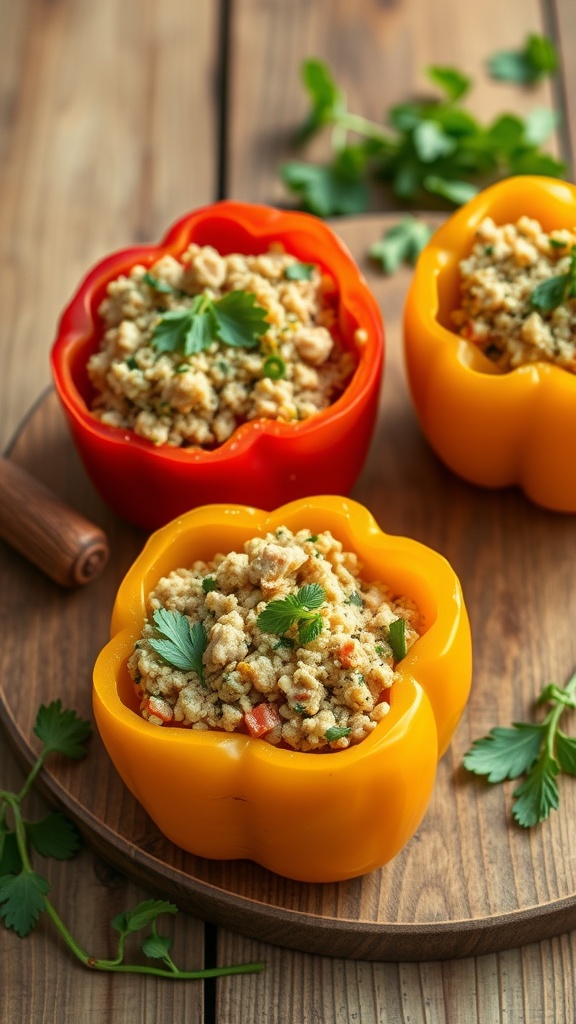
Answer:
2;216;576;962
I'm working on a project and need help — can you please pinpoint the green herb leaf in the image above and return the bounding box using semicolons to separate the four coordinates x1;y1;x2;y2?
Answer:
413;120;457;163
112;899;178;936
33;701;92;760
388;617;407;662
345;591;363;607
142;932;174;961
26;814;81;861
325;726;352;742
281;156;370;217
369;216;432;274
295;58;345;144
257;584;326;645
0;871;50;937
487;33;558;84
530;248;576;311
464;668;576;828
427;65;472;102
149;609;207;681
143;271;174;293
285;261;315;281
463;723;544;782
423;175;479;206
201;576;218;594
151;291;268;357
555;733;576;776
512;752;560;827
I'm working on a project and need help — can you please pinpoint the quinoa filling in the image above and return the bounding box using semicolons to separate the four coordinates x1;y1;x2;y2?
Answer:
128;527;421;752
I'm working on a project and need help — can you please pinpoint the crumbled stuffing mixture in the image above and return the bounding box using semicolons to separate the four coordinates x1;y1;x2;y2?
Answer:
128;527;422;752
87;243;357;447
451;216;576;372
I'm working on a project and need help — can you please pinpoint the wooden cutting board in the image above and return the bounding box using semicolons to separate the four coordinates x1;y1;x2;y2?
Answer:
2;216;576;962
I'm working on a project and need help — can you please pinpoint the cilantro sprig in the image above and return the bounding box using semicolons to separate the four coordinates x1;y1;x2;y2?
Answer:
0;701;264;980
369;216;433;274
487;33;559;85
281;53;565;217
388;617;407;662
463;667;576;828
530;245;576;312
257;584;326;646
148;608;207;682
151;290;269;357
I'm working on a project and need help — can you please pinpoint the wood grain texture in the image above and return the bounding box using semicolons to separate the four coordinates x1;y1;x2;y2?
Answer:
0;0;219;452
3;218;576;974
227;0;561;206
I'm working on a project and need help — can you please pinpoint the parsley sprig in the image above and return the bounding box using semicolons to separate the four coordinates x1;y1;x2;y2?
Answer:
281;54;565;217
463;667;576;827
0;701;264;979
151;290;269;356
487;32;559;85
148;608;207;682
530;245;576;312
257;584;326;646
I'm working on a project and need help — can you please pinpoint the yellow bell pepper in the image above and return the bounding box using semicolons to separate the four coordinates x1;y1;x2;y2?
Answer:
404;175;576;512
93;496;472;883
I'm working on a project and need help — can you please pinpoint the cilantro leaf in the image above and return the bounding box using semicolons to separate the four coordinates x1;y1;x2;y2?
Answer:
257;584;326;646
285;262;315;281
463;723;544;782
530;247;576;312
201;576;218;594
325;726;352;742
0;870;50;937
555;733;576;776
33;701;92;760
112;899;178;936
388;617;407;662
142;932;174;961
211;290;269;348
281;156;370;217
148;609;207;680
26;813;81;861
295;58;345;144
423;175;479;206
413;120;457;163
487;33;558;85
151;291;268;357
369;217;432;274
427;65;472;102
143;272;174;294
512;752;560;827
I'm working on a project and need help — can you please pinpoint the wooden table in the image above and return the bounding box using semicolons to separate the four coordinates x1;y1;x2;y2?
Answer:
1;1;576;1020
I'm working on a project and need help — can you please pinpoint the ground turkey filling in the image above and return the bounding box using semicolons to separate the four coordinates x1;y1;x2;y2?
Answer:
87;243;357;448
128;527;421;752
451;216;576;373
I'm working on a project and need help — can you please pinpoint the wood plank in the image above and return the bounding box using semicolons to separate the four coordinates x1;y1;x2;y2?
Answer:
0;0;219;452
227;0;561;206
553;0;576;169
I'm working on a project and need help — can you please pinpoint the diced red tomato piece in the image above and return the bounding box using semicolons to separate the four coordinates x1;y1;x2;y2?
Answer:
244;703;281;738
337;641;355;669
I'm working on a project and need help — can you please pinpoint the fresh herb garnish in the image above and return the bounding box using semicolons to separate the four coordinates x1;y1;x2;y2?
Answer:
325;726;352;742
201;576;218;594
369;216;433;274
143;271;175;294
388;617;407;662
345;591;363;607
285;262;315;281
487;33;559;85
148;608;207;682
530;245;576;312
464;667;576;828
151;290;269;357
0;701;264;979
257;584;326;646
262;354;287;380
281;56;565;217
